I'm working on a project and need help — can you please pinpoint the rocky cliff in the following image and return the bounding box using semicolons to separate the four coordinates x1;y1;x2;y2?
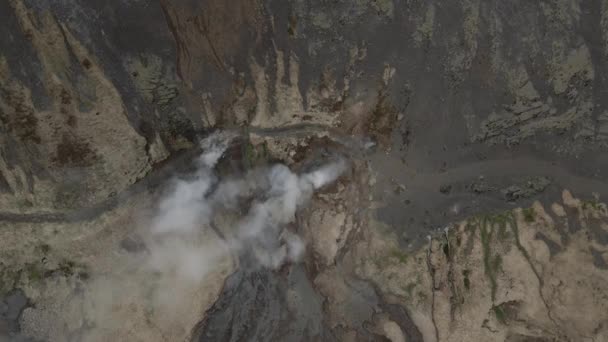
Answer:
1;0;608;341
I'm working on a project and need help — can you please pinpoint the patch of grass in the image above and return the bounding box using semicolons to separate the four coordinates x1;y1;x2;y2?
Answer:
24;262;43;282
374;248;409;268
390;249;408;263
492;305;506;324
242;140;269;169
478;216;498;300
54;260;90;281
582;199;602;211
373;255;385;268
243;142;255;168
466;212;510;245
472;211;514;301
58;260;76;277
522;207;536;222
16;199;33;209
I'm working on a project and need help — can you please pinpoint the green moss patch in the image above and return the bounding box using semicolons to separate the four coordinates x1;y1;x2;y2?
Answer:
522;207;536;222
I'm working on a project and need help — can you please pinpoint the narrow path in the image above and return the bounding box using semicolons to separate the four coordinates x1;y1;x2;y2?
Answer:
0;124;365;223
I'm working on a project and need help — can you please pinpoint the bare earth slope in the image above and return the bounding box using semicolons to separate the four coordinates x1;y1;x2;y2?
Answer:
1;0;608;341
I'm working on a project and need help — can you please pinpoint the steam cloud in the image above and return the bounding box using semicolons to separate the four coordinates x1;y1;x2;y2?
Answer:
148;130;348;276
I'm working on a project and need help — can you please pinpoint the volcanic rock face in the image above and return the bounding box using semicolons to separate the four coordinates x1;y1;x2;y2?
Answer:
0;1;152;212
1;0;608;341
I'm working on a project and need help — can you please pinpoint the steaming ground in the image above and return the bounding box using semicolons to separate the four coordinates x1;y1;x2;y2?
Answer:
150;130;347;273
37;131;349;340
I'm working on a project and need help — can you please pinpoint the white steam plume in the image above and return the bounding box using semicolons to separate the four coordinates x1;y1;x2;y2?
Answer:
148;130;348;276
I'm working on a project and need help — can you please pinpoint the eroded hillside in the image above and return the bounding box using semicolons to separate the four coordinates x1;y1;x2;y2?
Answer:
2;0;608;341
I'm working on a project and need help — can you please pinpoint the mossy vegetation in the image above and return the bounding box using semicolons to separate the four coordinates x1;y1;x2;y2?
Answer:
492;305;506;324
56;259;90;280
466;211;513;301
24;262;43;281
28;258;88;280
522;207;536;222
16;198;33;209
479;217;499;300
243;143;254;166
373;248;409;268
582;199;602;211
390;249;409;263
242;140;269;169
58;260;76;277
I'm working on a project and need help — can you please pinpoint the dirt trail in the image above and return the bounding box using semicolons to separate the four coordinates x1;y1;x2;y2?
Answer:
0;124;370;223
